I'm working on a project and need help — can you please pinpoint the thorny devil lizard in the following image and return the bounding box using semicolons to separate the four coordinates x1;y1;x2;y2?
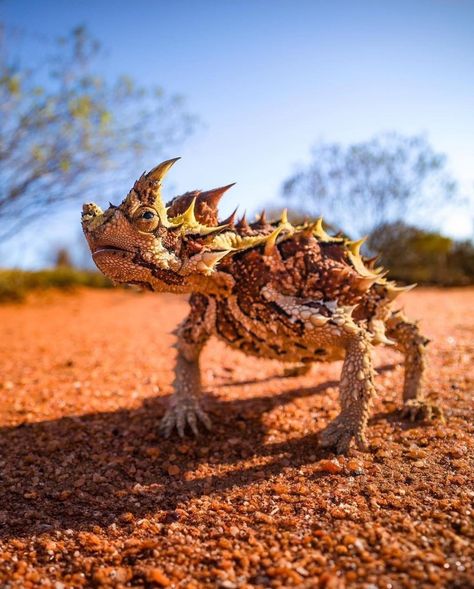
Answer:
82;158;442;453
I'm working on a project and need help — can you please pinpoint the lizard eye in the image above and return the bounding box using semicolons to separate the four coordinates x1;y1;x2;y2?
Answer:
134;207;160;232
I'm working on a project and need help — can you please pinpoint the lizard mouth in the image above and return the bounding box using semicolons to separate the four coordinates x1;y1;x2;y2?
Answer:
92;246;133;257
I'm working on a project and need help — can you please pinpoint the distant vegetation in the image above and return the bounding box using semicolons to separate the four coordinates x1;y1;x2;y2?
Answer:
0;268;112;302
368;222;474;286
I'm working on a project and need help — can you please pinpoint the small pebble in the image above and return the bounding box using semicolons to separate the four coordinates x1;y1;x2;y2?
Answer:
317;459;343;474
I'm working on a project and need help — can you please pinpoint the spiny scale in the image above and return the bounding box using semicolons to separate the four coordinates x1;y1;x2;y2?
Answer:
141;157;399;293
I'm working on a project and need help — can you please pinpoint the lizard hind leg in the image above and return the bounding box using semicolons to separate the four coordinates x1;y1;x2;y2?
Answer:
260;285;374;453
319;327;376;454
385;311;443;422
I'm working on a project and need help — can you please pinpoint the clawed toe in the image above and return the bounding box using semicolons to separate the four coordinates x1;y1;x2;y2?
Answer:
319;419;368;454
401;399;444;423
160;402;212;438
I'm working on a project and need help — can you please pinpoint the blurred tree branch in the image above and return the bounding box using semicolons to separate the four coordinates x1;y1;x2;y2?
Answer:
282;132;463;237
0;24;198;240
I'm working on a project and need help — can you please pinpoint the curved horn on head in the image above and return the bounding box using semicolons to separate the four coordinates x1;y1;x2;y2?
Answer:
146;157;181;184
141;157;181;225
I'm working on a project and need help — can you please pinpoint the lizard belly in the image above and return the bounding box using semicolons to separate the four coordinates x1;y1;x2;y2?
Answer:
213;298;344;363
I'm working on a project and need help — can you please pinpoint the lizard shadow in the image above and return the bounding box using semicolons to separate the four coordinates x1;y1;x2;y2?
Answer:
214;362;399;389
0;363;399;540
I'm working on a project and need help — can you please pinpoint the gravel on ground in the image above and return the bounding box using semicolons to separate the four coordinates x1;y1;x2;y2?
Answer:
0;287;472;588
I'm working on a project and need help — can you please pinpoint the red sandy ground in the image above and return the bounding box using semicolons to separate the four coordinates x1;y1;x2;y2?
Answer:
0;287;472;588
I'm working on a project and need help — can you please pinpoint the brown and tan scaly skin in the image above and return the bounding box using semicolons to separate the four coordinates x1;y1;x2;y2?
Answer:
82;158;442;454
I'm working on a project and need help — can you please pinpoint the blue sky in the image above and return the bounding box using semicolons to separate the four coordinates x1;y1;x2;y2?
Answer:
2;0;474;267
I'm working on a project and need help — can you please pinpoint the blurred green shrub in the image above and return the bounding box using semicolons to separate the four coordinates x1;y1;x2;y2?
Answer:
368;222;474;286
0;268;112;302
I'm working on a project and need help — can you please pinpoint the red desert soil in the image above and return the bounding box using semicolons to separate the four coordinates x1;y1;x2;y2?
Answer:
0;287;472;588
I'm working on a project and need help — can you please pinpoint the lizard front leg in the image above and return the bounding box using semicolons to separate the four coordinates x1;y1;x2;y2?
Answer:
319;328;376;453
160;296;214;437
385;311;442;421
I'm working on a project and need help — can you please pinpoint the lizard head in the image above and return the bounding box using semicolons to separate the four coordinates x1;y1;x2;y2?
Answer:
81;158;236;293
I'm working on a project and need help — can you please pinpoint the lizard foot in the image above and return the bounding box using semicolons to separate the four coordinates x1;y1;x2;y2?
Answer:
400;399;444;423
160;398;212;438
319;416;369;454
